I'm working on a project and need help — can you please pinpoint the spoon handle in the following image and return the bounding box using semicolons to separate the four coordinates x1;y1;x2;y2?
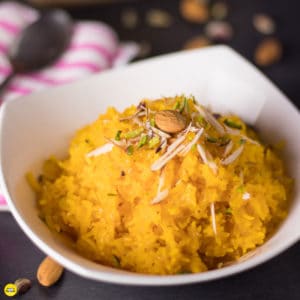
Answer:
0;73;15;98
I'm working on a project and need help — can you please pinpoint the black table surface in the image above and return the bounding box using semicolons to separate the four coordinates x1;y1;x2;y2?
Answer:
1;0;300;299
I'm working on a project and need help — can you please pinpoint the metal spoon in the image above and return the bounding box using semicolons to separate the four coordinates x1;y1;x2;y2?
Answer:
0;9;73;96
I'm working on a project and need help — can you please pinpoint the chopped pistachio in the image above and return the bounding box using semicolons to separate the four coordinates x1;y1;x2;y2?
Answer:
112;255;121;267
177;270;192;275
107;193;118;196
124;128;144;139
137;135;148;148
179;97;189;113
239;139;246;145
237;185;245;193
173;101;180;110
115;130;122;141
225;207;232;215
218;136;231;146
197;115;208;127
126;145;134;155
224;119;242;129
207;136;218;143
149;136;160;148
150;118;156;127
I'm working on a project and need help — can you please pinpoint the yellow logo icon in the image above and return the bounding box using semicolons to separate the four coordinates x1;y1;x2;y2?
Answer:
3;283;17;297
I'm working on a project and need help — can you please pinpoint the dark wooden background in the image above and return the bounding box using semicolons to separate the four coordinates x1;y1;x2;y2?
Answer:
1;0;300;299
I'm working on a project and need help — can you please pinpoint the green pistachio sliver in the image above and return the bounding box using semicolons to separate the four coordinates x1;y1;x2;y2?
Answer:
237;185;244;193
137;135;147;148
177;270;192;275
150;118;155;127
239;139;246;145
224;119;242;129
126;145;134;155
115;130;122;141
112;255;121;267
207;136;218;143
179;97;188;113
124;128;144;139
149;136;160;148
218;136;231;146
173;101;180;110
225;208;232;215
197;115;208;128
107;193;118;196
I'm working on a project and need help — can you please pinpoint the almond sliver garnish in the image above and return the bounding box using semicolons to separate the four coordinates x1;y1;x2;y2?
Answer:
151;144;185;171
179;128;204;156
151;189;169;204
210;202;217;236
195;105;225;135
151;171;169;204
223;140;233;157
221;144;244;165
197;144;218;174
86;143;114;158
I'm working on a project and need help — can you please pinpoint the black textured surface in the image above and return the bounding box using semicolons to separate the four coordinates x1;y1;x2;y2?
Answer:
1;0;300;299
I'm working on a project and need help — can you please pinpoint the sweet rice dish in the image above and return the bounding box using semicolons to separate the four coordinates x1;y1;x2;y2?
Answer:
27;95;292;275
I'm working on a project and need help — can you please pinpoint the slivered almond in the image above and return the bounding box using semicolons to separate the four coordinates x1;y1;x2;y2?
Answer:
37;256;64;287
155;110;187;133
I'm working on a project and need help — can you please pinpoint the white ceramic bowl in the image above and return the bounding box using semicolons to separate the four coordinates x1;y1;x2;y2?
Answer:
0;46;299;285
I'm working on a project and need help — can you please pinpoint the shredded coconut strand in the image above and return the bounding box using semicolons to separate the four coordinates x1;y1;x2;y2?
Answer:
221;145;245;165
210;202;217;235
86;143;114;158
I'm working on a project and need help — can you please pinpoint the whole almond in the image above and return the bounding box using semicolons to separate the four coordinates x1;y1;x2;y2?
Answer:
180;0;209;24
155;110;187;133
183;35;211;50
37;256;64;287
254;38;282;66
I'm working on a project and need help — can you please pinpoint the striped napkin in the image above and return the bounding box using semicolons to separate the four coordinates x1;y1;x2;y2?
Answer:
0;1;138;210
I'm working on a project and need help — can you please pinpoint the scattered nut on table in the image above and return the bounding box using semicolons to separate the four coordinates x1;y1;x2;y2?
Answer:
254;38;282;66
205;21;233;41
121;8;138;29
137;40;152;58
183;35;211;50
180;0;209;24
253;13;276;35
211;1;228;20
14;278;31;295
37;256;64;287
146;9;173;28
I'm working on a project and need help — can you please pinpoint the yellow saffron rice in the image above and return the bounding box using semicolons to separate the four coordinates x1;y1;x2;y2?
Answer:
29;96;292;274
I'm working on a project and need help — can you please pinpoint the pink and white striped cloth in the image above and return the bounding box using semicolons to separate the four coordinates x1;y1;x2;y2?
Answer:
0;1;138;211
